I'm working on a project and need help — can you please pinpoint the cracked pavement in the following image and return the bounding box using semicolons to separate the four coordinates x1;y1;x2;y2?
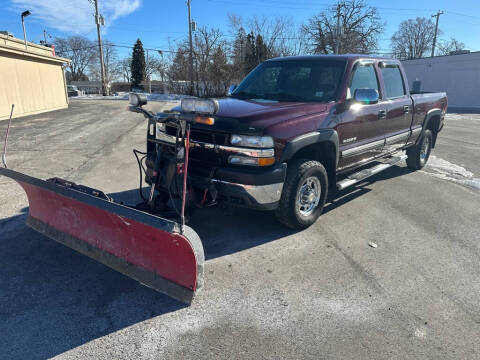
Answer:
0;101;479;359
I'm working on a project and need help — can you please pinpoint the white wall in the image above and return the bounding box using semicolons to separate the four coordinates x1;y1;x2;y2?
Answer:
402;52;480;109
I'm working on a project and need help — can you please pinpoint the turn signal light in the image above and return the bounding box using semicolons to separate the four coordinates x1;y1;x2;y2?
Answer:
258;157;275;166
228;155;275;167
194;116;215;125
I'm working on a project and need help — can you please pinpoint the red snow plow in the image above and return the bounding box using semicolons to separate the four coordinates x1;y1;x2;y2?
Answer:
0;94;222;304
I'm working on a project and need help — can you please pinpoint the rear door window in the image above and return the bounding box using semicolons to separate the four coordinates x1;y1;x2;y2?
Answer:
380;65;406;99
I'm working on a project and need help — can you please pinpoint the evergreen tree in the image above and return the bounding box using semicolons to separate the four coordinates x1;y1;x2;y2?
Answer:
255;35;268;63
244;32;257;74
244;32;269;74
209;46;230;95
232;27;247;79
169;48;189;81
130;39;146;89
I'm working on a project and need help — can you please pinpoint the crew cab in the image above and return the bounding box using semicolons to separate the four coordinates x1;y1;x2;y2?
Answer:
146;55;447;229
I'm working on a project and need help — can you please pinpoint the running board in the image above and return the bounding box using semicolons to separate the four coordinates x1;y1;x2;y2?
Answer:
337;154;407;191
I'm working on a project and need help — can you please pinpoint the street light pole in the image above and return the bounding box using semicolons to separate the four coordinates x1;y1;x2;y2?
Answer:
21;10;31;51
93;0;107;95
431;10;444;57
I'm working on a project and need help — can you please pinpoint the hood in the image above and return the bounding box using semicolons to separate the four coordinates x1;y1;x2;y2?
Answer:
170;97;330;134
214;98;328;129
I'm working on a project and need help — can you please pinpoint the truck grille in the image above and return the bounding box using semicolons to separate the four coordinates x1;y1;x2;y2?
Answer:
164;124;227;168
165;124;228;146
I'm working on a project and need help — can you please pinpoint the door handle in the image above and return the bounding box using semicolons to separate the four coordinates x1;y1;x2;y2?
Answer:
403;105;410;114
378;110;386;119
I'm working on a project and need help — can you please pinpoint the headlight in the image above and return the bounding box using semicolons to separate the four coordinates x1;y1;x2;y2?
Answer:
230;135;274;148
227;148;275;167
181;98;219;114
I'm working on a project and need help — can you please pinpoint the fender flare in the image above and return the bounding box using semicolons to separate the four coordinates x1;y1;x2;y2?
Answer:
417;108;442;146
422;108;442;132
279;129;339;166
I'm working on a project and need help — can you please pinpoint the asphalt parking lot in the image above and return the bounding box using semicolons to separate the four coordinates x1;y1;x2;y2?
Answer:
1;100;479;359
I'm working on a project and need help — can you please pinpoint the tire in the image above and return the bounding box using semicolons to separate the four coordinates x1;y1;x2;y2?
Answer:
406;129;432;170
275;159;328;230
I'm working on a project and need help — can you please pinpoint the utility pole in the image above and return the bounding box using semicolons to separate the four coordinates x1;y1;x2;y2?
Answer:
431;10;444;57
93;0;107;95
335;2;343;54
158;50;165;93
43;29;47;44
187;0;194;95
146;49;151;93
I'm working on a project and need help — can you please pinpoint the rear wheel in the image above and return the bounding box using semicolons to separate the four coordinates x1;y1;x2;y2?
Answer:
406;129;432;170
275;159;328;230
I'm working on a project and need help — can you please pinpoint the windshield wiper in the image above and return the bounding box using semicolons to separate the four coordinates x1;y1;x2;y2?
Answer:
265;92;305;102
230;91;260;100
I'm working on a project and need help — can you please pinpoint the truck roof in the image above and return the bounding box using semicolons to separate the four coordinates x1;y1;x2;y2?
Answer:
267;54;393;62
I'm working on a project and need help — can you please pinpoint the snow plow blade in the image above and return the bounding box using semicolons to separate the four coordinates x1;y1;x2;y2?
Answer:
0;168;204;304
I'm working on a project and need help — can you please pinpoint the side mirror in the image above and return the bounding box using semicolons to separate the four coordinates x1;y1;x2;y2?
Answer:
354;89;379;105
129;92;148;107
227;84;237;96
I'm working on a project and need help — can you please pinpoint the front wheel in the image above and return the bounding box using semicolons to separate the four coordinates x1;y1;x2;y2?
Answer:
406;129;432;170
275;159;328;230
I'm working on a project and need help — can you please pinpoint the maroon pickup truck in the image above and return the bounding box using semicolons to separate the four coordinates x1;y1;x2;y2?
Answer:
146;55;447;229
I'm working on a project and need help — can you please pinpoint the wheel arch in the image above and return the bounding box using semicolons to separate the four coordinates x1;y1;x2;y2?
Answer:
280;130;338;192
422;109;442;148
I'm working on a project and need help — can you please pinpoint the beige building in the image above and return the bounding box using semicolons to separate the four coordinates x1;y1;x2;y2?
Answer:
0;34;70;120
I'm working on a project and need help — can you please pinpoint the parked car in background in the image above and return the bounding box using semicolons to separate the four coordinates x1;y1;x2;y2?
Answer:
67;85;82;97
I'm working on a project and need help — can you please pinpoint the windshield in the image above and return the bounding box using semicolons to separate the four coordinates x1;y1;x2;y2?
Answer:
231;59;346;102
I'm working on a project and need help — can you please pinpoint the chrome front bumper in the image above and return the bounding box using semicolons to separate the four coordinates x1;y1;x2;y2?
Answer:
153;127;285;210
211;179;284;210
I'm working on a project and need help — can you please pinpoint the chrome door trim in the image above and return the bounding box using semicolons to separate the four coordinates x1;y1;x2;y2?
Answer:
341;138;385;157
385;131;410;145
411;126;422;135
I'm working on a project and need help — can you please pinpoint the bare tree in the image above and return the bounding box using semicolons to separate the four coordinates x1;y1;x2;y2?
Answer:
391;18;438;59
193;27;229;96
168;26;234;97
228;14;303;59
54;36;96;81
148;53;167;83
118;57;132;82
247;16;293;57
146;54;163;80
302;0;384;54
437;38;466;55
89;41;120;83
282;27;310;57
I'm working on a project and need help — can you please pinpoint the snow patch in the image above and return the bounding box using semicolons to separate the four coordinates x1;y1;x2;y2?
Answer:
426;156;474;178
421;156;480;190
444;114;465;121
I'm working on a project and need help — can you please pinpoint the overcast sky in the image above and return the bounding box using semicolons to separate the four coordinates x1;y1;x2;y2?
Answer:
3;0;480;59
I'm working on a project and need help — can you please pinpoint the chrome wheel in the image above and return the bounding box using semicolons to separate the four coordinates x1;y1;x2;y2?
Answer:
296;176;321;217
420;135;430;162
